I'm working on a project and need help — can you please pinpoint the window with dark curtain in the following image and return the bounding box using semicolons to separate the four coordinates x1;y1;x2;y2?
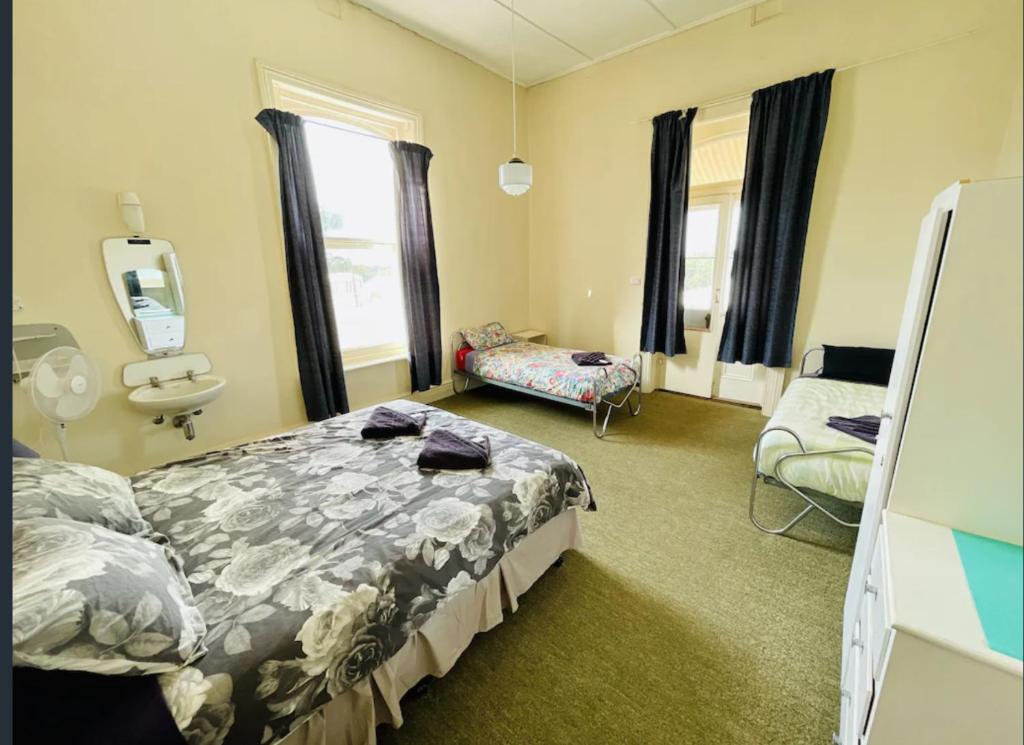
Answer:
717;69;835;368
390;141;442;392
256;108;349;420
640;107;698;357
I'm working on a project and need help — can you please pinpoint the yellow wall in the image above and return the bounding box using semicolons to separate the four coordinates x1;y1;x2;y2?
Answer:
13;0;1022;473
12;0;529;473
525;0;1023;376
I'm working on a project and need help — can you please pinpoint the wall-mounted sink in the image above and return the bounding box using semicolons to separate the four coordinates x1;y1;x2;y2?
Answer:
129;374;226;416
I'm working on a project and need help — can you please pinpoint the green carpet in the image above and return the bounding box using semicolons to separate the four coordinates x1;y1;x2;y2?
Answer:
379;388;855;745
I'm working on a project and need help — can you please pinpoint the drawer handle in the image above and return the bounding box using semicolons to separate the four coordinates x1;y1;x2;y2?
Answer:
865;582;878;597
852;636;864;650
841;688;852;700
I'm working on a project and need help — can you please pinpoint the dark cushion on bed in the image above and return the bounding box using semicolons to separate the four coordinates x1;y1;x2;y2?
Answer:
821;345;895;386
14;667;186;745
13;439;39;458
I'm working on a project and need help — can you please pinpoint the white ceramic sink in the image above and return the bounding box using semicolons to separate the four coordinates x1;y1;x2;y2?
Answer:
129;374;227;416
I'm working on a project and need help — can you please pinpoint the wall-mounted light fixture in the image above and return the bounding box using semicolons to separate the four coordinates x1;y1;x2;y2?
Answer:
117;192;145;235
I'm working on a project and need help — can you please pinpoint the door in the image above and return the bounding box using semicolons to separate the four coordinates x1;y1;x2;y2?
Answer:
663;192;764;404
662;195;733;397
711;201;767;407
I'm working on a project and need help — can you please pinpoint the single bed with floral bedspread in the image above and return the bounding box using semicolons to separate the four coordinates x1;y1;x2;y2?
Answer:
131;399;593;745
453;337;643;438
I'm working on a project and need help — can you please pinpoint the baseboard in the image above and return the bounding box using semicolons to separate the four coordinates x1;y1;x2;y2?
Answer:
406;380;455;405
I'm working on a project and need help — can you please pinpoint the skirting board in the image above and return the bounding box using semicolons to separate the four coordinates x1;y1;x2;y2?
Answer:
406;379;456;405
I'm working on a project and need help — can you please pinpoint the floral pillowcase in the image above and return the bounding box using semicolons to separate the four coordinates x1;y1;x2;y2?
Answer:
13;457;154;537
13;517;208;675
460;322;515;351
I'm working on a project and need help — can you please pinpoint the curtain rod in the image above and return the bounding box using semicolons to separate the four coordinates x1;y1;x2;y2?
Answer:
629;26;982;125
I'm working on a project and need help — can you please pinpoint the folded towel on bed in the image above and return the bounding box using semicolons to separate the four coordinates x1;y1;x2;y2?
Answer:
417;430;491;470
361;407;427;439
826;415;881;444
571;351;612;366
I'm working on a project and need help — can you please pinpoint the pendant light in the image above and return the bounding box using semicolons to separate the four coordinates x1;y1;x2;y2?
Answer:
499;0;532;196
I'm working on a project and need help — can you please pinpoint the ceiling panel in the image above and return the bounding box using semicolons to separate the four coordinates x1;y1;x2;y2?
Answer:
510;0;674;60
649;0;752;30
354;0;753;86
353;0;588;85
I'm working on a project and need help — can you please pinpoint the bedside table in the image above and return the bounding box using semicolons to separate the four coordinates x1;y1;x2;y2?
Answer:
510;329;547;344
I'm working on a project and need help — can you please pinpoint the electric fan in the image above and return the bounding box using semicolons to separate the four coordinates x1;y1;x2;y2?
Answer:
23;346;102;460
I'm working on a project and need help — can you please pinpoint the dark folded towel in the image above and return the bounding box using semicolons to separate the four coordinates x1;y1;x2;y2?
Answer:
571;351;612;366
417;429;491;470
361;406;426;439
827;415;881;444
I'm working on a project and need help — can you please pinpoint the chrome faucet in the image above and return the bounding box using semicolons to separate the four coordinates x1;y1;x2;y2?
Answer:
186;369;196;381
148;376;162;389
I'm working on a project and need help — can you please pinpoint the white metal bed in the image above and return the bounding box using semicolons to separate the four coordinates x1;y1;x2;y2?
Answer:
749;347;885;535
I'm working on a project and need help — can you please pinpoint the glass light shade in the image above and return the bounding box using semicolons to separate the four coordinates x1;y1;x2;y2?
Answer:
499;158;532;196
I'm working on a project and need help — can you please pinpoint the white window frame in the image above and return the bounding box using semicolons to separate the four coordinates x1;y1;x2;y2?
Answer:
257;62;422;369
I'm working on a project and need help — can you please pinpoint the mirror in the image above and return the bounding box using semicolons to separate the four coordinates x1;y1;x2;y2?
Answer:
102;238;186;356
125;268;176;316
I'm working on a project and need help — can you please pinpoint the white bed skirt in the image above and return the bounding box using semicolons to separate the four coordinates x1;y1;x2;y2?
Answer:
279;507;584;745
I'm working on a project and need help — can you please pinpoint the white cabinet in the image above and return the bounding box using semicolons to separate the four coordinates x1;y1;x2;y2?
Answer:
837;178;1024;743
853;515;1023;745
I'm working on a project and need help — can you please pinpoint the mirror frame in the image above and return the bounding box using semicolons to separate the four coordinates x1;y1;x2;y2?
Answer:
101;237;187;356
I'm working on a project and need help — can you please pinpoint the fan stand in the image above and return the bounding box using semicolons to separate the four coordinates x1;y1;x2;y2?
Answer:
54;422;70;461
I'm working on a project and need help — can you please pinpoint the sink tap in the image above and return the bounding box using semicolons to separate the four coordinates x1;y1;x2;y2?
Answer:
186;369;196;382
149;376;162;389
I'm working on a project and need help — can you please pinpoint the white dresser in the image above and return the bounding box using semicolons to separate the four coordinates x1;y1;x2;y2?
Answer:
837;178;1024;744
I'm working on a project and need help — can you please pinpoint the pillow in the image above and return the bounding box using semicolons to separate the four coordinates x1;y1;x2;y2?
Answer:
12;517;207;675
13;458;153;537
13;439;40;458
821;345;895;386
460;322;514;351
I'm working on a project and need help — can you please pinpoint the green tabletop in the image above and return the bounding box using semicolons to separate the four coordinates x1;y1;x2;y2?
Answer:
953;529;1023;661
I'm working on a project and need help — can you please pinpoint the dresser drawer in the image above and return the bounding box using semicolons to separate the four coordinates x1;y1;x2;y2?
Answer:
865;531;891;678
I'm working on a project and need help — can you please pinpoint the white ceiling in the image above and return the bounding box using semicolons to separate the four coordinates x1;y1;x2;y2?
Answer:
353;0;758;87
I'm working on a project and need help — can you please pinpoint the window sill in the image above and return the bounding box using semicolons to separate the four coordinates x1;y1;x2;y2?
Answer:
343;353;408;372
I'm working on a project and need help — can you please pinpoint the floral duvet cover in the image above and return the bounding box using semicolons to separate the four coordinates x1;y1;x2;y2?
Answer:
469;342;637;404
132;400;593;745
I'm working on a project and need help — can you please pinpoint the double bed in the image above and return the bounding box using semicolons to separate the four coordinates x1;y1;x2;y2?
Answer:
14;400;594;745
452;331;642;438
750;349;886;535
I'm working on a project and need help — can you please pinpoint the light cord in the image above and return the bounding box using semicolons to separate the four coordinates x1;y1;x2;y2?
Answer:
511;0;517;157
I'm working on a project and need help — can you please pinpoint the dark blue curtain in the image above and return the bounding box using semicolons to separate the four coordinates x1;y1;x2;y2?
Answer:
390;141;442;392
640;107;698;357
718;70;834;367
256;108;349;420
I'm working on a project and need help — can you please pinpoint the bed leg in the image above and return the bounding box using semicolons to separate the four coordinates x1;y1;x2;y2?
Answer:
592;400;612;438
452;373;470;395
628;354;643;416
749;471;815;535
627;385;642;416
552;554;565;568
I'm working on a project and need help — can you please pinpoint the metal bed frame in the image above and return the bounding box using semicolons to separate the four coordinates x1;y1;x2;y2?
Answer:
749;347;874;535
450;332;642;439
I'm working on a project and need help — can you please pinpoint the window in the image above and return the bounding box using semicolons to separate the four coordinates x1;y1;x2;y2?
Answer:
259;64;421;368
683;205;721;330
682;113;748;331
